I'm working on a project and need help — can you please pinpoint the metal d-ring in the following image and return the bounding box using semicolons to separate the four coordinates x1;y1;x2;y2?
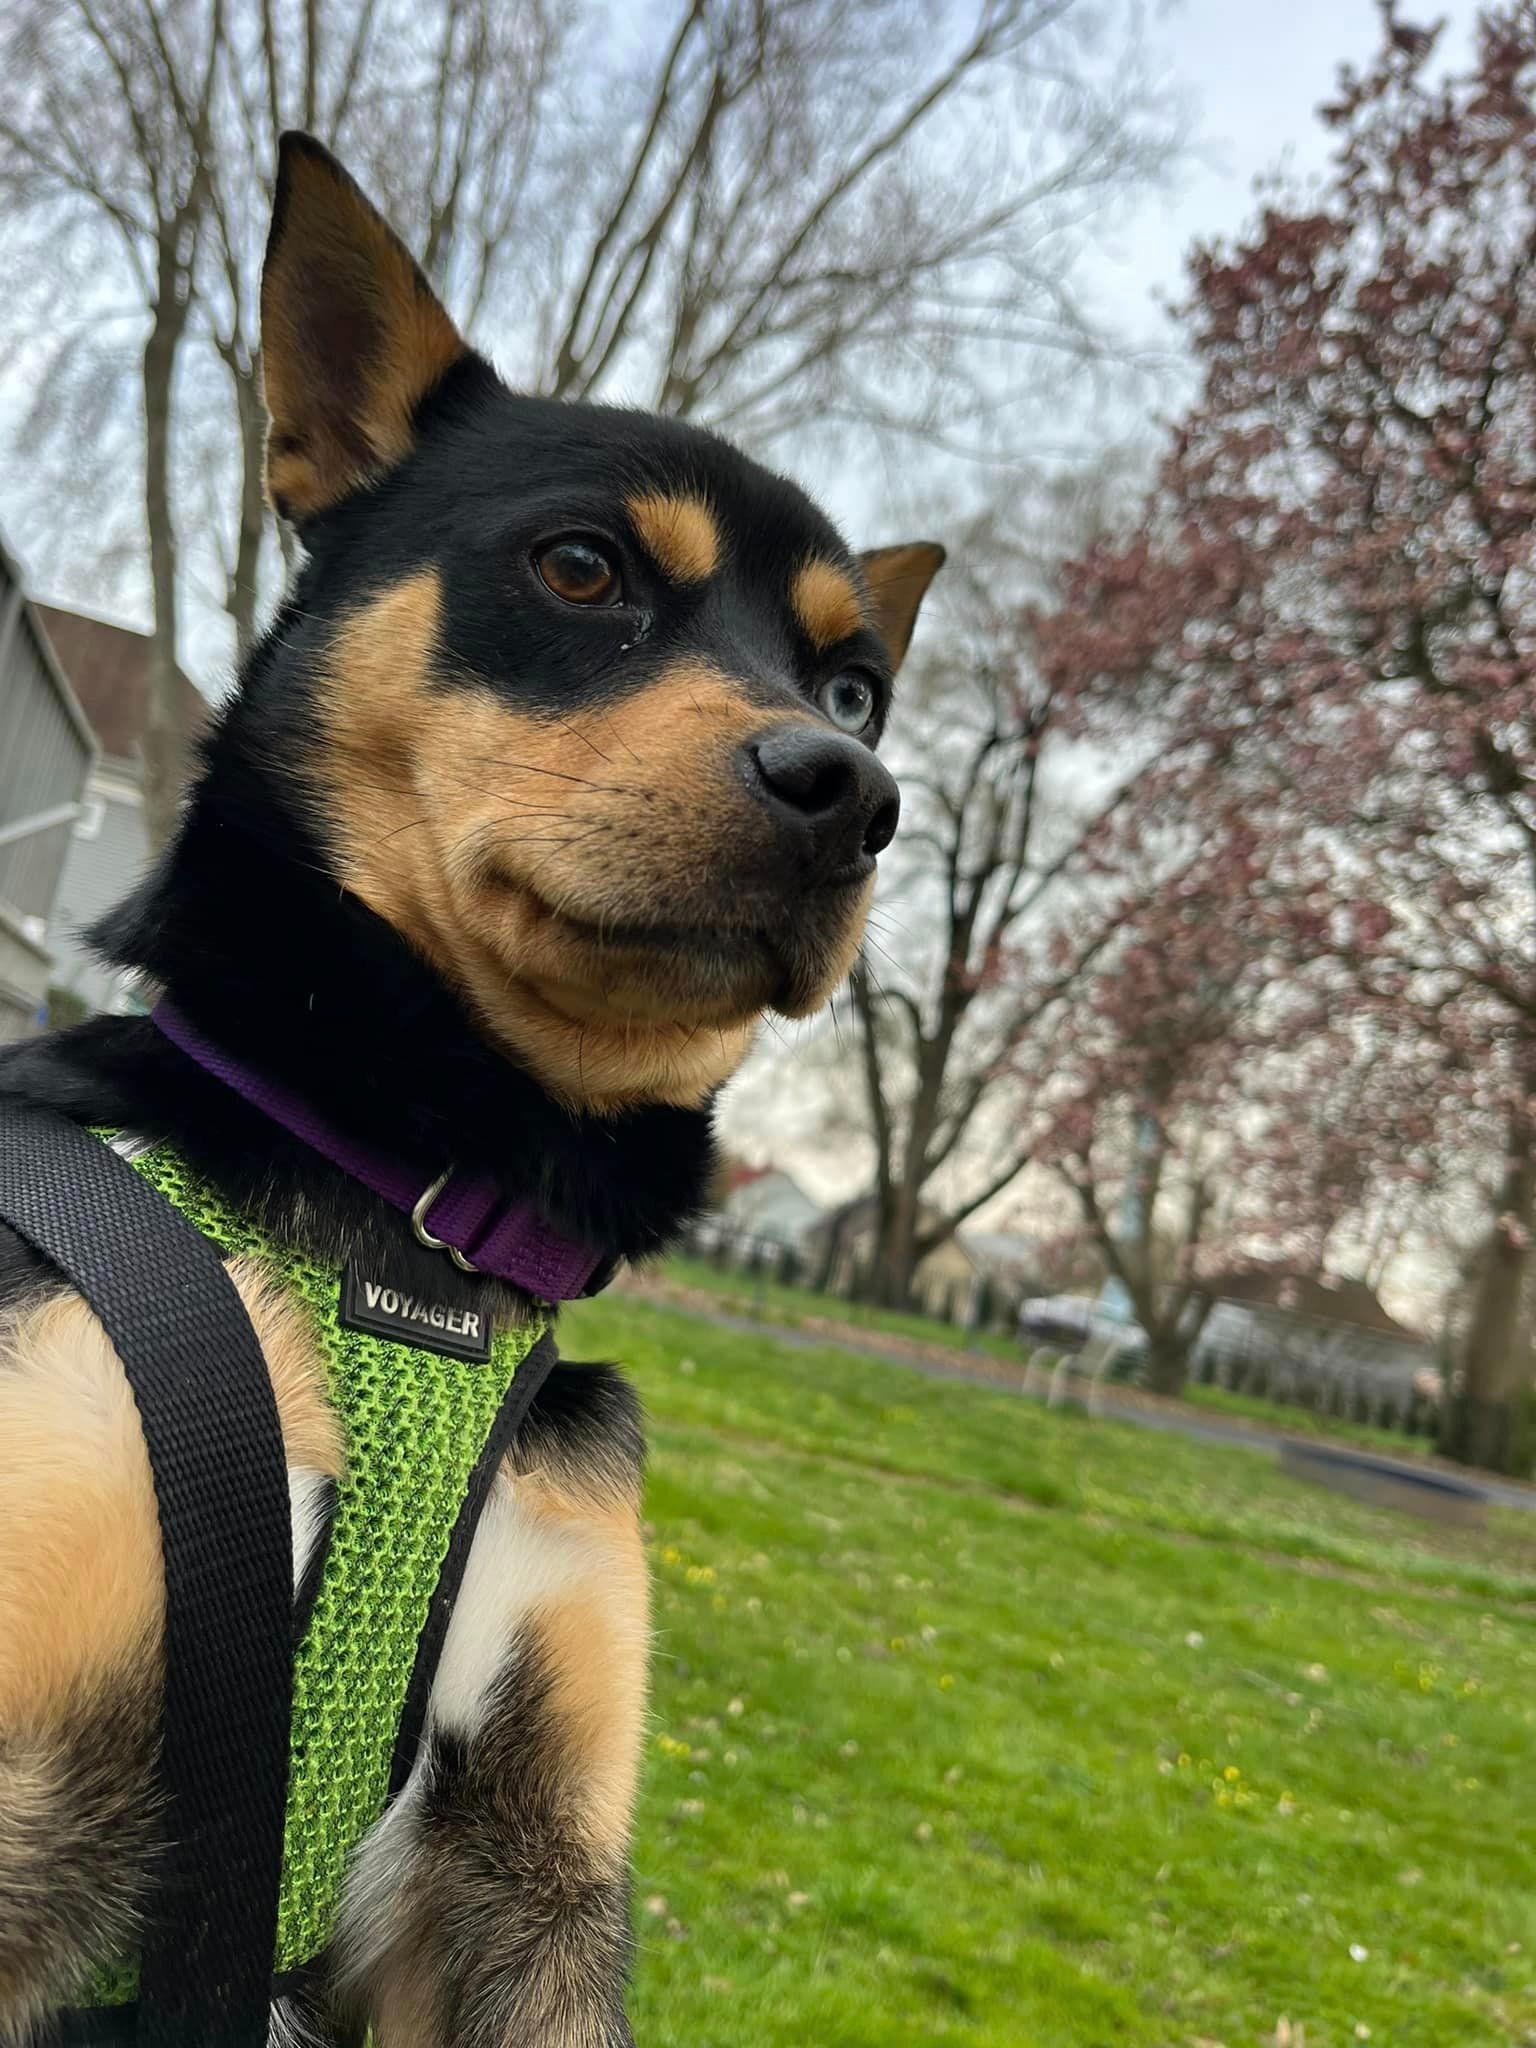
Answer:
411;1170;480;1274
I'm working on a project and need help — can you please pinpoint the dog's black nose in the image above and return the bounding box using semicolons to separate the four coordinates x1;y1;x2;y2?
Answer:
745;726;901;871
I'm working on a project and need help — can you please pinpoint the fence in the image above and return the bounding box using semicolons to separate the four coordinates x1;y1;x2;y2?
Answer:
1183;1338;1441;1439
683;1220;1028;1334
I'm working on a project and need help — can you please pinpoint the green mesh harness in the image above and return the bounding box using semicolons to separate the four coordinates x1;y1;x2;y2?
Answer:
92;1138;549;2000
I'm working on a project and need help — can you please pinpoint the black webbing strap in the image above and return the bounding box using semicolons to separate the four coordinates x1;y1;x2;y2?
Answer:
387;1327;560;1800
0;1104;292;2047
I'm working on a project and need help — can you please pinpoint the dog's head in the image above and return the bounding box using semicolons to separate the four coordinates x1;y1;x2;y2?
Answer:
256;135;942;1115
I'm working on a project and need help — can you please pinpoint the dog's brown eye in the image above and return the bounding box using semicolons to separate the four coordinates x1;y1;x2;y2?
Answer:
535;539;622;607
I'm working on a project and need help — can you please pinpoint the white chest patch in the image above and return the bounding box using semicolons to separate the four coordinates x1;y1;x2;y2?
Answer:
426;1471;594;1739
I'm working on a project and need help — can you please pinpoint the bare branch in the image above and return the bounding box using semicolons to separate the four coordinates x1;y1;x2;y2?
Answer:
547;0;707;394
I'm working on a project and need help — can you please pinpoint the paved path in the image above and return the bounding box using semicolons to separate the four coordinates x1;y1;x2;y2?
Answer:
628;1291;1536;1516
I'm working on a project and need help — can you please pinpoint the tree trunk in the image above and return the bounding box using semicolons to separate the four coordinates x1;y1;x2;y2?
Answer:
1143;1330;1190;1398
868;1028;952;1307
140;270;193;851
1440;1119;1536;1475
873;1177;927;1308
227;361;269;658
811;1211;845;1295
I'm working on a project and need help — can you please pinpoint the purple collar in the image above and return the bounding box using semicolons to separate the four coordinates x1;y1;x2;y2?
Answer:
152;1001;605;1303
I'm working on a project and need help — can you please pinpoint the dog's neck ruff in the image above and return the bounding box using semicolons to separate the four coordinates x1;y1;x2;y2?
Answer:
152;999;605;1302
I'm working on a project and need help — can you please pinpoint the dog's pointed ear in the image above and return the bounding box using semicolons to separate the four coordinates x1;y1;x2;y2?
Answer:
858;542;947;671
260;132;470;524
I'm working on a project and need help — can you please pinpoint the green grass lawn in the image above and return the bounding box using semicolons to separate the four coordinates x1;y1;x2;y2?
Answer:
561;1289;1536;2048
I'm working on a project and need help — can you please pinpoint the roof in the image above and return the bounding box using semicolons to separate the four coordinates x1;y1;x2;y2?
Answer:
0;534;97;761
1202;1265;1417;1341
34;603;206;763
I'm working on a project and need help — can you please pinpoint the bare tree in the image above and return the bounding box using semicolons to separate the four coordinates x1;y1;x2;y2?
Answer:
836;469;1143;1304
538;0;1179;451
0;0;1182;848
1;0;225;845
0;0;567;836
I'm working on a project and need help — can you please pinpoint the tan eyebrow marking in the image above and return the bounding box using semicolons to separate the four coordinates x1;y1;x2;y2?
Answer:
791;558;863;651
625;493;720;584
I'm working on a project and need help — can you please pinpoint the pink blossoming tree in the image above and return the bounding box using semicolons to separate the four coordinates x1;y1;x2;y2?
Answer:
1035;5;1536;1465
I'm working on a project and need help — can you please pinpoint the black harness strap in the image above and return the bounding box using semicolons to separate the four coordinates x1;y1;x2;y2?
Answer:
388;1328;560;1800
0;1105;292;2048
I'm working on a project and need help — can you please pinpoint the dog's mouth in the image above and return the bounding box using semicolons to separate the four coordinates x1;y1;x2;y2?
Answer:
415;831;878;1106
513;881;866;1022
553;907;773;960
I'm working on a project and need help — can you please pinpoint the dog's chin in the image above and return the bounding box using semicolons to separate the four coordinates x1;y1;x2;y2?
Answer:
511;882;868;1027
422;864;875;1106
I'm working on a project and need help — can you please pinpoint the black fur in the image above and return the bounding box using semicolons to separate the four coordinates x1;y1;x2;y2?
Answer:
512;1359;647;1507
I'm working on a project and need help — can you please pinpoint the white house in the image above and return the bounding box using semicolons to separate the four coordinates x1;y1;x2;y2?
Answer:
0;537;96;1039
35;603;206;1017
1194;1267;1434;1390
712;1162;823;1248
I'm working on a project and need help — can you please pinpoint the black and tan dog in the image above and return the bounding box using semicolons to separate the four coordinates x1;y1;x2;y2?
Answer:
0;137;940;2045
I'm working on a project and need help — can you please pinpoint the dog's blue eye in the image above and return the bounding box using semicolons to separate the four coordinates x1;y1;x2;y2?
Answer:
535;538;622;607
817;671;875;734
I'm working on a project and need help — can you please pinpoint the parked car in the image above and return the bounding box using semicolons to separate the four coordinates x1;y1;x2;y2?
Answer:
1018;1295;1148;1362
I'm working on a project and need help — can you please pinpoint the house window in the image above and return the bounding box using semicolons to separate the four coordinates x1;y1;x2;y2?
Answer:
73;797;106;840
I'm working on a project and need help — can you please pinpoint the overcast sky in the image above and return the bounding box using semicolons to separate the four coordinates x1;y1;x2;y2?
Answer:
1092;0;1479;341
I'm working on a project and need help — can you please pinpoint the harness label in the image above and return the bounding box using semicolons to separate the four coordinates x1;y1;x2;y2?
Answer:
339;1262;494;1363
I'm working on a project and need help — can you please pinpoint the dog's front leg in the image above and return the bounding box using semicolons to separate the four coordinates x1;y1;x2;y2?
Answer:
335;1384;649;2048
0;1289;165;2039
0;1260;341;2043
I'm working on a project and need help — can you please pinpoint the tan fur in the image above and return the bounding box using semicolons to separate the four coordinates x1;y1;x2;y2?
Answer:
262;142;467;522
0;1294;162;1723
0;1661;159;2033
858;541;947;667
530;1579;648;1859
791;558;863;650
625;492;720;584
514;1475;650;1857
312;573;872;1112
366;1965;441;2048
226;1257;344;1476
0;1265;338;1727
